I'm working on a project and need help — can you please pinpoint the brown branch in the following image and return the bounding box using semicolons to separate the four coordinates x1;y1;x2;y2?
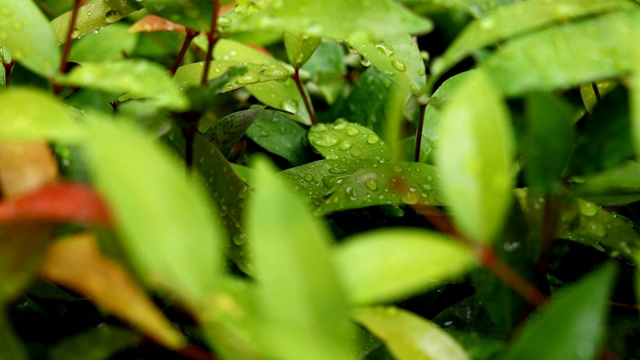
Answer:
413;101;427;162
201;0;221;86
59;0;82;74
591;82;601;101
291;67;317;125
170;28;199;76
3;60;14;88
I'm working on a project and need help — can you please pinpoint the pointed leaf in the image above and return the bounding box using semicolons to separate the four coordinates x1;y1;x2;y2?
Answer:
350;33;426;96
284;32;321;68
173;60;290;92
570;161;640;205
0;0;60;77
309;119;392;161
204;106;265;157
302;40;347;104
49;325;140;360
247;157;354;360
335;229;476;305
246;110;311;166
86;118;223;308
499;263;616;360
41;233;184;349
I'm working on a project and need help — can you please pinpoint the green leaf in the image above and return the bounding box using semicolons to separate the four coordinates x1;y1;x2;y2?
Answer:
308;119;392;161
419;71;470;164
49;325;140;360
522;92;574;195
68;23;139;63
335;229;476;305
454;0;520;17
284;32;321;69
570;161;640;206
204;106;266;157
499;263;616;360
483;10;640;96
228;0;433;41
302;40;347;105
50;0;143;43
435;69;515;243
86;117;224;308
245;110;311;166
247;157;354;360
353;306;470;360
0;0;60;77
141;0;213;31
350;32;427;97
0;312;26;360
0;88;84;142
431;0;633;82
61;60;189;111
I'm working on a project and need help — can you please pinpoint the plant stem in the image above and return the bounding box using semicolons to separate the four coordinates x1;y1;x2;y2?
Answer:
201;0;221;86
591;82;601;101
59;0;82;75
170;29;199;76
413;101;427;162
292;67;317;125
3;60;14;88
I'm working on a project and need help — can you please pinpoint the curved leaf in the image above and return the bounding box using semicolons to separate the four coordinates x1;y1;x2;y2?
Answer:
204;106;266;157
0;0;60;77
68;23;139;63
302;40;347;105
246;110;311;166
354;306;469;360
308;119;392;161
435;69;515;243
335;229;476;305
284;32;321;69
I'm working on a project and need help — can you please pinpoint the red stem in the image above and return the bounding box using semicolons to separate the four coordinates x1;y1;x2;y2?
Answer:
201;0;221;86
170;29;199;76
292;67;317;125
59;0;82;74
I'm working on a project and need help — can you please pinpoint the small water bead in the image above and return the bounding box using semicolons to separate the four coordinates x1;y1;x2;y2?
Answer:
105;10;123;23
311;133;341;147
339;141;353;150
360;57;372;67
365;179;378;191
418;69;426;76
304;174;314;181
391;59;406;72
578;199;598;217
333;120;347;130
393;165;402;172
237;72;260;84
282;99;298;113
261;64;288;77
346;127;359;136
367;135;380;144
232;234;247;246
375;42;395;57
328;167;346;174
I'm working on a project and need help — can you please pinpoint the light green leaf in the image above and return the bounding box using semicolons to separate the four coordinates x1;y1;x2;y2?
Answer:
50;0;143;43
499;263;616;360
354;306;470;360
247;157;354;360
284;32;321;69
431;0;633;83
350;33;426;97
246;110;311;166
86;117;223;309
228;0;433;41
60;60;189;111
0;88;84;142
0;0;60;77
483;10;640;96
308;119;392;161
173;60;290;92
334;229;476;305
435;69;514;243
68;23;138;63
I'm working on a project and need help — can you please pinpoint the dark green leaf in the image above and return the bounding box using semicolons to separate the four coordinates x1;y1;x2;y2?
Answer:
68;23;138;63
308;119;392;161
284;32;321;68
246;110;311;166
570;161;640;206
204;106;266;158
49;325;140;360
247;157;354;360
335;229;476;305
354;306;470;360
435;69;515;243
302;40;347;105
0;0;60;77
499;263;616;360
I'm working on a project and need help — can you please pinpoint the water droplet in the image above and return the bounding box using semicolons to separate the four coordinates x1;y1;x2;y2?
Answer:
304;174;314;181
391;59;406;72
345;186;357;200
365;179;378;191
233;234;247;246
427;175;433;181
360;57;372;67
418;69;426;76
578;200;598;216
350;149;362;157
479;18;495;30
311;133;341;147
237;72;260;84
420;184;432;191
503;241;521;252
367;135;380;144
261;65;288;78
346;127;359;136
329;167;346;174
105;10;123;23
339;141;353;150
282;99;298;113
259;130;269;137
347;44;359;54
590;223;607;238
375;42;395;57
393;165;402;172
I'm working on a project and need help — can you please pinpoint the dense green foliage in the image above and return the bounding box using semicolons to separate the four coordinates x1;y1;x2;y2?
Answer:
1;0;640;359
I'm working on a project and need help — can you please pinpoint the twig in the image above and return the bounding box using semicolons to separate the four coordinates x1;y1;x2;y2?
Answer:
170;28;200;76
291;67;317;125
3;60;14;88
591;82;601;101
413;101;427;162
201;0;221;86
59;0;82;74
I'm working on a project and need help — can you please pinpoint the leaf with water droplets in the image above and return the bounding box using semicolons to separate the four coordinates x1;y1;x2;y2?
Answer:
571;161;640;206
308;119;392;161
435;69;515;243
129;14;187;33
284;31;321;69
335;229;476;305
247;157;355;360
50;0;143;43
140;0;213;31
499;263;615;360
353;306;470;360
350;33;427;97
174;60;291;92
431;0;634;84
302;40;347;104
0;0;60;77
60;60;189;111
204;106;266;158
68;23;138;63
246;110;311;166
483;10;640;96
280;159;365;201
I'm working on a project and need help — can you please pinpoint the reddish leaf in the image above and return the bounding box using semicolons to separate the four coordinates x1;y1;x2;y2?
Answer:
0;183;112;226
129;15;186;33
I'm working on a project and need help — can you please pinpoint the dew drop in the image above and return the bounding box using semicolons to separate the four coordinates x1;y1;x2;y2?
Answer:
360;57;372;67
578;199;598;217
105;10;123;23
418;69;426;76
350;149;362;157
339;141;353;150
375;42;395;57
367;135;380;144
310;133;341;147
365;179;378;191
391;59;406;72
282;99;298;113
304;174;314;181
393;165;402;172
346;127;359;136
261;65;288;77
590;223;607;238
237;72;260;84
232;234;247;246
328;167;346;174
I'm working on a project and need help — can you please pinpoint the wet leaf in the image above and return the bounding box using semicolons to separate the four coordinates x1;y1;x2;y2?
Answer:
40;232;184;349
284;32;321;69
0;0;60;77
141;0;213;31
0;88;84;143
354;306;470;360
334;229;476;305
435;69;515;243
571;161;640;206
50;0;143;43
246;110;311;166
350;32;426;97
302;40;347;104
68;23;139;63
431;0;633;82
228;0;433;41
498;263;616;360
281;159;364;200
308;119;392;161
0;183;111;226
49;325;140;360
204;106;266;157
86;118;223;308
129;14;186;33
522;92;574;196
483;10;640;96
60;60;188;111
247;157;354;360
